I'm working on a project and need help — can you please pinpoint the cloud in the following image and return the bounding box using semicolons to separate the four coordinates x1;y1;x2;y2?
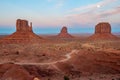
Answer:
47;0;64;8
98;7;120;17
61;0;120;26
64;9;120;26
68;0;118;13
56;0;66;8
34;6;120;27
32;0;120;28
55;2;64;8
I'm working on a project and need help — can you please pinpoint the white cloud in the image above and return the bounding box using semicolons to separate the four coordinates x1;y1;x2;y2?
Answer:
32;0;120;27
68;0;118;13
47;0;64;8
55;2;64;8
61;0;120;26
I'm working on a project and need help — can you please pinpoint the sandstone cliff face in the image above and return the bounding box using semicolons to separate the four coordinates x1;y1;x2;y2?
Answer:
95;22;111;34
57;26;73;38
16;19;33;32
0;19;43;44
89;22;118;40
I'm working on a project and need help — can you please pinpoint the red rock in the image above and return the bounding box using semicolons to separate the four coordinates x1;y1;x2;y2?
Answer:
0;63;34;80
0;19;44;44
95;22;111;34
57;26;73;38
60;26;68;33
89;22;118;40
16;19;33;32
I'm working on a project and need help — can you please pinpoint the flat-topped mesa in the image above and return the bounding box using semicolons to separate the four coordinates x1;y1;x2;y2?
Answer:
57;26;73;38
89;22;118;40
95;22;111;34
16;19;33;32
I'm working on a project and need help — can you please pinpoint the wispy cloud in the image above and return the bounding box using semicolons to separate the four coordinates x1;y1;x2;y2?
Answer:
47;0;64;8
98;7;120;17
68;0;118;13
27;0;120;27
55;2;64;8
61;0;120;26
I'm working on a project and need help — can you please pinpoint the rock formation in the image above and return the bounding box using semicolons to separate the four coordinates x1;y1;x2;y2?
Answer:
0;63;34;80
57;26;73;38
89;22;118;40
16;19;33;32
0;19;44;44
0;63;57;80
95;22;111;34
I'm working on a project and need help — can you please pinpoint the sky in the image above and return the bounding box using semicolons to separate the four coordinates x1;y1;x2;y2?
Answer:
0;0;120;34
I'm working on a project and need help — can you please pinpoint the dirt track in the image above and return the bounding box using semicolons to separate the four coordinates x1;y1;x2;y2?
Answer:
14;50;79;65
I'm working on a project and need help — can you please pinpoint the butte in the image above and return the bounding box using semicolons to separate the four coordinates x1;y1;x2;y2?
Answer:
89;22;118;40
57;26;73;38
0;19;44;44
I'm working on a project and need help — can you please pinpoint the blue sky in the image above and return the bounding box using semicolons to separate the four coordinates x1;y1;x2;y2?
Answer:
0;0;120;34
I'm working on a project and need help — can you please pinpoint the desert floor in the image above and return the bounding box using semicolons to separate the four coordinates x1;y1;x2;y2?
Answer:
0;34;120;80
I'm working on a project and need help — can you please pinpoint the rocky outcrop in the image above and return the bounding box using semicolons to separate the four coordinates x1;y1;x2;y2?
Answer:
0;19;44;44
16;19;33;32
0;63;59;80
57;26;73;38
95;22;111;34
0;63;34;80
89;22;118;40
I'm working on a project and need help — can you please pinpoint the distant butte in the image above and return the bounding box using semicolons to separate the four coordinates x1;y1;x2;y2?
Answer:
89;22;118;40
16;19;33;32
0;19;44;44
57;26;73;38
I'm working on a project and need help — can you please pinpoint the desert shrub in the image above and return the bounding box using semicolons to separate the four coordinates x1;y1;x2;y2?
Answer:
48;78;50;80
64;76;70;80
15;51;19;55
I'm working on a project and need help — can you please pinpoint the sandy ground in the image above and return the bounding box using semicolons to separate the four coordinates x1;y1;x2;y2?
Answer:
0;35;120;80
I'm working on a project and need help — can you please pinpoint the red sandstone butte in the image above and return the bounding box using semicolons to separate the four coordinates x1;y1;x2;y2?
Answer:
57;26;73;38
89;22;118;40
0;19;43;44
